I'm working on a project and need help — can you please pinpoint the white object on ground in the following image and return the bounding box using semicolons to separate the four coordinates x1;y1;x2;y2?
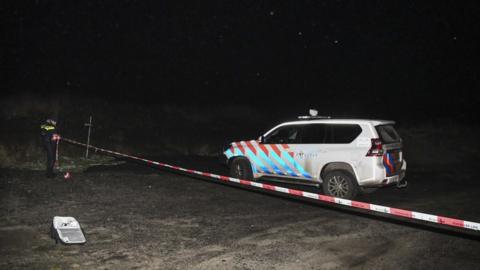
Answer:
52;216;86;244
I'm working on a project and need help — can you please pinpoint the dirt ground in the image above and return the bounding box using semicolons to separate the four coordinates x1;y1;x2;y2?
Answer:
1;156;480;270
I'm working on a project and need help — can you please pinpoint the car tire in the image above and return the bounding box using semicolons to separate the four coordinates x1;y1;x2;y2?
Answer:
230;158;254;180
322;170;359;199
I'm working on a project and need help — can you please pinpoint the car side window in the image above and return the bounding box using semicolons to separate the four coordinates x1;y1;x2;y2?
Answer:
301;124;328;144
300;124;361;144
325;124;362;144
264;125;301;144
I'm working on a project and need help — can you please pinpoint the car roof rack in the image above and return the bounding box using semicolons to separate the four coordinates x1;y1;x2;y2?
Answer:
297;115;332;120
297;109;331;120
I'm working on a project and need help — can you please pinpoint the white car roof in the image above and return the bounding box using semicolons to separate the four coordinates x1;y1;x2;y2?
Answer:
262;118;396;137
279;119;395;127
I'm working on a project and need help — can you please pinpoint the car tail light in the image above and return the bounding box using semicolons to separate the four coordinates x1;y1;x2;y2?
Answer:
366;138;384;156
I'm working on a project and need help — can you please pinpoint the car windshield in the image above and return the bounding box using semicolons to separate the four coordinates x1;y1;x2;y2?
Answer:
375;125;401;143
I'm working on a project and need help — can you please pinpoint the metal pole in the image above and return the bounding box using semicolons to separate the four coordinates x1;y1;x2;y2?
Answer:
85;116;92;159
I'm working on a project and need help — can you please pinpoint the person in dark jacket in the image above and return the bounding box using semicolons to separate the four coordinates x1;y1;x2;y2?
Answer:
40;118;61;178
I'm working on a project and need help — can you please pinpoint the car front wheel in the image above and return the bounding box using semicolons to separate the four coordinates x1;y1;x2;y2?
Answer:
230;158;254;180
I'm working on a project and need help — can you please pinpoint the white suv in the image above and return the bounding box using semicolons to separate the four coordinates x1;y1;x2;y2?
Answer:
222;114;407;199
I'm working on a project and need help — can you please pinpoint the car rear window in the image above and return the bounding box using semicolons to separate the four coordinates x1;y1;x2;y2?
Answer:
375;125;401;143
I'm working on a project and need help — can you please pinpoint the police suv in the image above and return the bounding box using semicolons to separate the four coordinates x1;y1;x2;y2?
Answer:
222;111;407;199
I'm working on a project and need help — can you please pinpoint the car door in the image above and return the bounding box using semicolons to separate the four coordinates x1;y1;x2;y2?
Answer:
260;124;312;179
301;123;363;181
295;123;330;180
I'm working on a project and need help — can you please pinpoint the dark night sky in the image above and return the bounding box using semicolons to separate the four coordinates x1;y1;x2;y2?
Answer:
3;1;480;122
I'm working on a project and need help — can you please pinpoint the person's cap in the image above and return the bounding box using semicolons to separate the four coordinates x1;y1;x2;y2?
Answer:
46;118;57;126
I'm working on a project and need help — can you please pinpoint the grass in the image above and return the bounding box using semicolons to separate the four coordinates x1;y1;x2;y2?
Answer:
0;147;120;172
2;93;479;171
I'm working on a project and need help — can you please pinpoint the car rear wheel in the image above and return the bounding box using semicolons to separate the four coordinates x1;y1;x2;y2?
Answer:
230;158;254;180
322;170;359;199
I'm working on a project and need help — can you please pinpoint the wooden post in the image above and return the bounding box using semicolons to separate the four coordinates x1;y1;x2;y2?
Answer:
85;116;93;159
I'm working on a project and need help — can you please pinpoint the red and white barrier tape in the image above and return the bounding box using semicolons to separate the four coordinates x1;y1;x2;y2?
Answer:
62;138;480;232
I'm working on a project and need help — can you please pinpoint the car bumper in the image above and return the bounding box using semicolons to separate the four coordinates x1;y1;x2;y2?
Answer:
383;173;403;185
360;160;407;187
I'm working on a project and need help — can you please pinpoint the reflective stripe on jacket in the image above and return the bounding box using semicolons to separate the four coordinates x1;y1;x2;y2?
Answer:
41;124;56;131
